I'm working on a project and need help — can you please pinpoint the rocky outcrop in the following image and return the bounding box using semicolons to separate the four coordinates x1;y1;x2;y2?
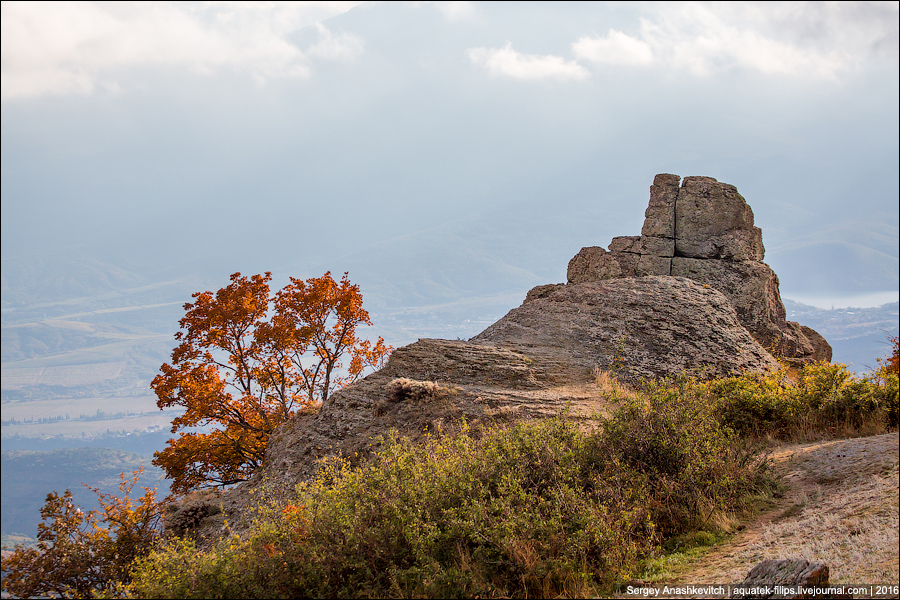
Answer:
472;277;778;380
567;174;831;364
733;559;830;598
181;173;826;542
208;276;780;510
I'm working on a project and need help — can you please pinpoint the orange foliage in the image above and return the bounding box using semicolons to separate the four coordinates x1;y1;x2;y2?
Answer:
0;469;163;599
152;271;391;494
878;334;899;376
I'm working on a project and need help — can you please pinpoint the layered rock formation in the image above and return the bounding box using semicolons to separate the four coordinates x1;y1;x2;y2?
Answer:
259;277;780;481
194;277;781;536
182;173;829;541
567;174;831;364
471;276;778;379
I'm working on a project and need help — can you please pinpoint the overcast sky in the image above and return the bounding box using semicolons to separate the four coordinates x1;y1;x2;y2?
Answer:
2;1;898;302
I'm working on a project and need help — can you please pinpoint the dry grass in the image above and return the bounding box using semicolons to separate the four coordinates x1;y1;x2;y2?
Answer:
477;368;633;425
383;378;457;404
661;432;899;586
592;366;637;401
747;465;898;582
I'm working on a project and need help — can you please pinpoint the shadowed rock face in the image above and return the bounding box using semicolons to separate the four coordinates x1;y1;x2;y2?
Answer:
567;174;832;364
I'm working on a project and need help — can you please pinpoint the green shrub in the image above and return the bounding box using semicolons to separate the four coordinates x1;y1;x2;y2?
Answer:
89;358;900;598
602;376;769;535
125;397;775;600
794;361;853;411
707;361;897;439
822;378;879;428
708;367;800;437
880;372;899;427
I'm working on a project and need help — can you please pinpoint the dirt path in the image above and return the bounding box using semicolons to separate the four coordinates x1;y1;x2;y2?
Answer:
664;432;899;586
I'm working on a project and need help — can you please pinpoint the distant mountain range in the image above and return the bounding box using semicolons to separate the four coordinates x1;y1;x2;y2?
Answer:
783;300;899;372
765;218;899;293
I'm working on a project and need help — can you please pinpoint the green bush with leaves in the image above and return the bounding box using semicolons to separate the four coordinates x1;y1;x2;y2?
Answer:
707;366;800;437
129;420;640;598
709;359;898;439
603;375;770;536
879;371;899;428
125;395;776;600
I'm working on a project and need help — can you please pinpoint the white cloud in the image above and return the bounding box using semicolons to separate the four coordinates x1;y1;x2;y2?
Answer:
307;23;364;62
635;2;845;78
0;1;365;100
572;29;653;67
433;1;477;22
467;42;589;82
568;2;898;79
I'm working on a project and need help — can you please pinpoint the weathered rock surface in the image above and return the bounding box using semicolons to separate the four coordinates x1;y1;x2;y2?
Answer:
675;176;765;261
733;559;830;599
568;174;831;365
473;277;778;380
183;173;827;543
192;338;607;539
268;278;778;485
253;338;587;486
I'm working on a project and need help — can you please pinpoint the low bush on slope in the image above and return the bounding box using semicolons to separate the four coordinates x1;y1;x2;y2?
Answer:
4;354;897;599
123;391;773;598
711;360;898;438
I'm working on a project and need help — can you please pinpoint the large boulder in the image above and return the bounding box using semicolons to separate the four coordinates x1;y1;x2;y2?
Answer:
472;276;779;380
243;277;780;487
568;174;831;365
733;559;830;598
675;176;765;261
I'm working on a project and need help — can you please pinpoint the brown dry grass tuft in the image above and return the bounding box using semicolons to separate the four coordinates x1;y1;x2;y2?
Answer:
384;377;457;404
592;366;637;401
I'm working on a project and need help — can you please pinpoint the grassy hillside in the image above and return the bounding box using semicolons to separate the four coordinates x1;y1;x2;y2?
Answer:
126;360;897;599
2;354;896;598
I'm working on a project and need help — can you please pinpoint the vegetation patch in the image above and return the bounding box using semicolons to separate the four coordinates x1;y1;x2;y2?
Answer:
384;377;457;403
3;338;897;598
710;360;898;440
121;383;780;599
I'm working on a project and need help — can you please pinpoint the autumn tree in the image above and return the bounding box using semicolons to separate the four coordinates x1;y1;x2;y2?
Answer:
1;469;163;599
878;335;899;376
151;271;390;494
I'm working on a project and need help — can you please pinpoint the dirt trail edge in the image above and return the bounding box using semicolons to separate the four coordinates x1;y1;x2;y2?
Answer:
664;432;899;587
